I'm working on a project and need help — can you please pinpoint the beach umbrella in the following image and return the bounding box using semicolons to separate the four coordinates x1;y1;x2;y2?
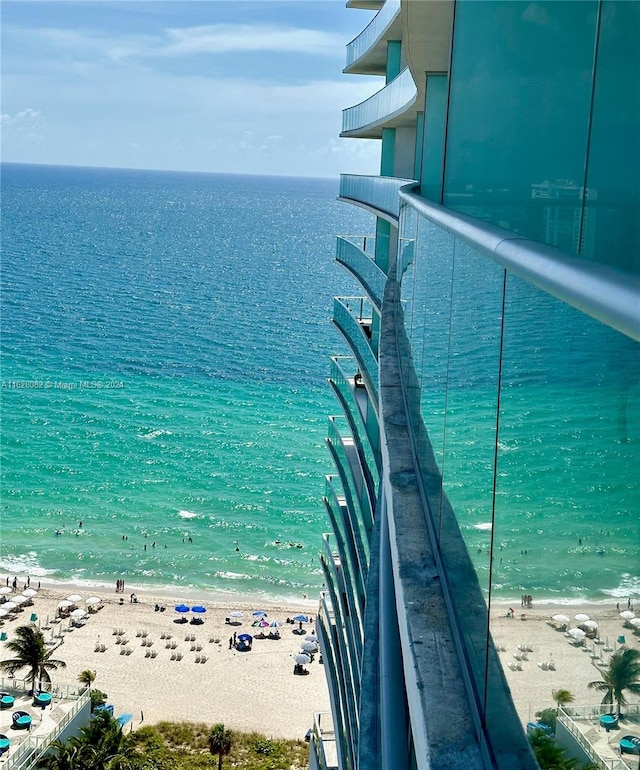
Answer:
620;610;635;620
269;620;284;628
238;633;253;642
300;641;318;653
191;605;206;614
229;610;243;619
0;609;8;618
0;587;12;596
71;608;87;618
568;628;586;639
58;600;73;609
294;653;311;665
629;618;640;628
66;594;82;603
174;604;190;614
552;614;570;624
305;634;318;642
582;620;598;630
252;610;267;618
12;595;28;605
22;588;37;598
3;602;18;611
86;596;101;605
574;614;590;622
292;614;309;623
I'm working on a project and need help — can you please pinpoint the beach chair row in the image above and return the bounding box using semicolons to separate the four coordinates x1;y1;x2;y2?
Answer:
135;629;149;638
144;649;158;658
140;638;154;647
112;627;125;636
119;646;133;655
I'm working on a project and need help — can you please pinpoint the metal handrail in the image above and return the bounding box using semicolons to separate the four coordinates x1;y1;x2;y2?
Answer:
399;186;640;341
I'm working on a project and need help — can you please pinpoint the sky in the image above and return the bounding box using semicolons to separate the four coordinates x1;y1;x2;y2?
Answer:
1;0;382;177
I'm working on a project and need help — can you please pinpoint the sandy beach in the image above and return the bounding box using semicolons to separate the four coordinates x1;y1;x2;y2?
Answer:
0;580;330;740
492;602;640;725
2;582;638;742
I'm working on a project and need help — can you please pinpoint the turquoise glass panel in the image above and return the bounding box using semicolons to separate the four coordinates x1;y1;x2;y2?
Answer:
585;1;640;272
444;1;596;249
420;74;447;203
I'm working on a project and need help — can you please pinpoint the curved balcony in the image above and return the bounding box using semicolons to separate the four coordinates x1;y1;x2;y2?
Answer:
336;236;386;311
328;416;374;539
333;297;379;402
341;67;417;139
329;354;381;481
339;174;414;222
324;476;367;609
345;0;401;75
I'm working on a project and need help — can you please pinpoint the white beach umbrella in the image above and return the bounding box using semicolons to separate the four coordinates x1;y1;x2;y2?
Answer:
58;600;73;609
305;634;318;643
85;596;101;605
22;588;37;598
66;594;82;603
294;653;311;665
300;641;318;653
12;595;28;605
629;618;640;628
582;620;599;629
229;610;243;619
552;614;570;624
0;587;12;596
3;602;18;611
568;628;586;639
71;608;87;619
620;610;635;620
574;614;590;622
0;608;8;618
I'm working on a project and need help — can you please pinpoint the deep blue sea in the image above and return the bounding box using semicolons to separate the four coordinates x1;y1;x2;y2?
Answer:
1;163;638;604
1;163;370;602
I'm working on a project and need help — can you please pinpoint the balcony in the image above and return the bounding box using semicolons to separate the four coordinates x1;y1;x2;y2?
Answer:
339;173;414;222
345;0;401;75
333;297;379;401
336;236;386;311
346;0;384;9
341;67;417;139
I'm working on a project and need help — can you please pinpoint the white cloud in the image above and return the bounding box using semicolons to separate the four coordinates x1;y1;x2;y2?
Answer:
158;24;345;57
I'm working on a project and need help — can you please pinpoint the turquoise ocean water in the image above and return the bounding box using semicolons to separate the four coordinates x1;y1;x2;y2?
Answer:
1;163;638;604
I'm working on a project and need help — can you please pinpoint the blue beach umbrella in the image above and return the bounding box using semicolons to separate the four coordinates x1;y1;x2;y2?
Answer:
191;605;206;614
238;633;253;642
174;604;190;614
252;610;267;618
292;614;309;623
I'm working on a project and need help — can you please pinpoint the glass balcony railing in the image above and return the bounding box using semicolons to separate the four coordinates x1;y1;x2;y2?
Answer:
336;236;386;310
342;67;417;135
345;0;401;71
330;355;380;481
333;297;379;400
339;174;414;220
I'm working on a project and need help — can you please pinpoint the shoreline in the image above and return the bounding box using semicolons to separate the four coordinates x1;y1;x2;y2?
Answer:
0;583;329;740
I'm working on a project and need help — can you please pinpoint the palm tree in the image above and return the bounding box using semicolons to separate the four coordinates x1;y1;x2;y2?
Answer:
588;647;640;714
0;624;66;691
78;669;97;688
208;723;232;770
37;711;141;770
552;688;575;710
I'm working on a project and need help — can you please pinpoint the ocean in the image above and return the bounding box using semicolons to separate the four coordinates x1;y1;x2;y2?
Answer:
1;163;638;605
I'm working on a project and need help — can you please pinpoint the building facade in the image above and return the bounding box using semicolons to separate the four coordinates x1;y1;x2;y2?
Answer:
312;2;640;769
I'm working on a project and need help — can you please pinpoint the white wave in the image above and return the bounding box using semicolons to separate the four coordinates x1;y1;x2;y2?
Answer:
599;573;640;598
0;552;56;577
215;571;253;581
178;510;199;519
139;429;173;440
473;522;493;531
